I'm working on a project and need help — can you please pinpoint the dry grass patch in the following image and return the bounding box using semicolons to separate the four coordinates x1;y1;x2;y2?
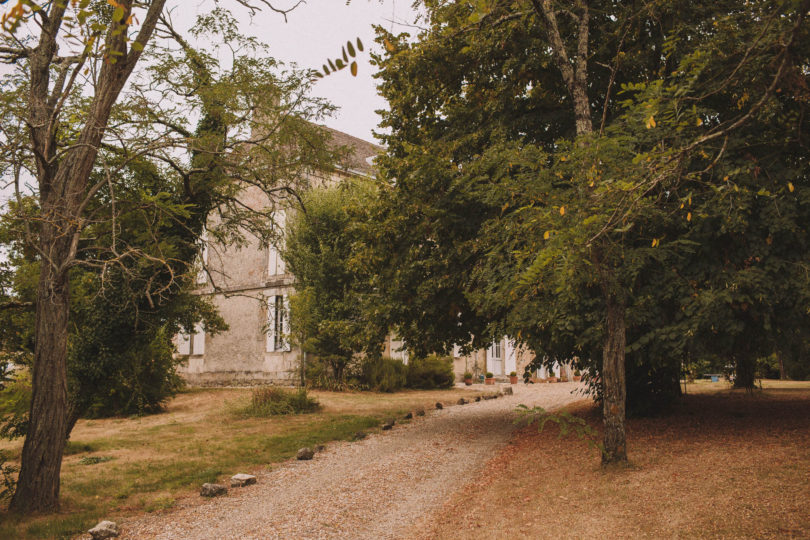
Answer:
418;381;810;540
0;385;484;539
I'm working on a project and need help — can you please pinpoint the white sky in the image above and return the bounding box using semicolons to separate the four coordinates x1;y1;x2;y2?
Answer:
171;0;419;143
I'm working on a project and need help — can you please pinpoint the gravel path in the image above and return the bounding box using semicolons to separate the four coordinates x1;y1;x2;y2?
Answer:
120;383;585;540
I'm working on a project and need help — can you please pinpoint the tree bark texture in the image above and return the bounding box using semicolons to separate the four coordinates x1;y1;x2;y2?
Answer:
601;294;628;464
11;0;167;513
9;235;70;512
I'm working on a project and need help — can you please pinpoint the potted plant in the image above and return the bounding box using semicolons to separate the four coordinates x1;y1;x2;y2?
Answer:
509;371;518;384
547;371;557;383
573;369;582;382
485;372;495;385
463;372;473;386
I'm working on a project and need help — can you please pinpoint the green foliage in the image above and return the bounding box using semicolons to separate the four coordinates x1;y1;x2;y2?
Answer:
515;405;603;456
238;387;321;417
368;0;810;417
285;182;388;385
406;355;455;390
0;449;18;502
0;368;30;439
357;357;408;392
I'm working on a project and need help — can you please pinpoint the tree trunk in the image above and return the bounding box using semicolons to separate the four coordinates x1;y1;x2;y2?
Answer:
733;354;756;390
9;241;70;513
601;294;627;464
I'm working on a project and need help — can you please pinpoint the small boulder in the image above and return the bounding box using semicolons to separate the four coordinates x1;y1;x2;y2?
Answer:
475;396;482;402
353;431;367;440
457;398;468;405
435;402;443;410
502;386;513;395
403;411;413;420
88;521;119;540
415;408;426;417
296;447;315;460
382;418;395;430
200;483;228;497
230;473;257;488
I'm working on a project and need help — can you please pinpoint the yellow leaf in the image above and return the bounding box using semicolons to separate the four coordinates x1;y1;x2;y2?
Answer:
543;231;550;240
688;196;692;206
687;212;692;222
788;182;795;193
696;117;703;126
646;115;656;129
589;181;595;188
723;175;729;182
680;203;684;209
560;156;567;162
559;206;565;216
651;238;659;247
384;38;396;52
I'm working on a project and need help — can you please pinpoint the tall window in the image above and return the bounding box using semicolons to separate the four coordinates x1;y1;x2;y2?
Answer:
266;294;290;352
176;323;205;355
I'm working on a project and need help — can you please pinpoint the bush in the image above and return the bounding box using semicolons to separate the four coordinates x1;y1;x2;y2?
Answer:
485;372;494;378
239;387;321;417
406;355;455;390
358;357;407;392
509;371;517;377
463;371;473;379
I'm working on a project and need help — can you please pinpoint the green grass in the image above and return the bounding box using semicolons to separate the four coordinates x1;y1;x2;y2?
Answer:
0;386;479;539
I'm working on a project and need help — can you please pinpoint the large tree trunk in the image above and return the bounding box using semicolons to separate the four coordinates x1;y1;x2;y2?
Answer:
733;354;756;390
9;237;71;512
601;294;628;464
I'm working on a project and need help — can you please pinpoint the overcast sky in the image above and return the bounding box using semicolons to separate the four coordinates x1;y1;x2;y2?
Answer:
171;0;420;143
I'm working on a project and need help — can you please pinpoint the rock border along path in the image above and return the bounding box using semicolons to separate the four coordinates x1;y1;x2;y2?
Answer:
119;383;585;539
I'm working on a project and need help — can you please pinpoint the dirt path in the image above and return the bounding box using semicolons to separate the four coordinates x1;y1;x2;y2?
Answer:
118;382;584;539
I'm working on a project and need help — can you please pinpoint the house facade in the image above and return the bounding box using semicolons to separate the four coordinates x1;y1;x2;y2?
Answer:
176;127;381;386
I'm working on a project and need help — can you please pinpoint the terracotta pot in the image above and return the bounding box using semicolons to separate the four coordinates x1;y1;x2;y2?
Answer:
573;375;581;382
464;378;473;386
509;376;518;384
547;376;557;383
485;378;495;385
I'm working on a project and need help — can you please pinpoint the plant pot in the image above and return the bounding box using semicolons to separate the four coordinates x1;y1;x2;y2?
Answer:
547;377;557;383
573;376;581;382
509;376;518;384
485;378;495;385
464;378;473;386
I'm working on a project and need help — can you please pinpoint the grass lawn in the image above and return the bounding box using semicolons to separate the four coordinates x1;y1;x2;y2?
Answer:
0;385;484;540
420;380;810;539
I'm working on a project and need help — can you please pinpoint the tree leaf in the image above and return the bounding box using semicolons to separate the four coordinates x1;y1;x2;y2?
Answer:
350;61;357;77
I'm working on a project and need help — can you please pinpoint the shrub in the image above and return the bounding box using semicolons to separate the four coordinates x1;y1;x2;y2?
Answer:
358;357;407;392
240;387;321;417
485;372;494;379
509;371;517;377
406;355;454;390
463;372;473;379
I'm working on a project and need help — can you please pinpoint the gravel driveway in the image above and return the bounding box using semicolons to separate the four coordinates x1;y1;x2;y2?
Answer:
120;382;585;540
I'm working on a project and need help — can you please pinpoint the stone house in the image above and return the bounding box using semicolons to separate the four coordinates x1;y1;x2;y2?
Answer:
175;127;381;385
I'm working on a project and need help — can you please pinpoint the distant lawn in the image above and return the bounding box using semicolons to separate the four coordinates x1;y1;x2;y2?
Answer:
422;380;810;539
0;386;484;540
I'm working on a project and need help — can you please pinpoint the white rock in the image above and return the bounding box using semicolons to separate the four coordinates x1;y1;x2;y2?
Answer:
231;473;257;488
88;520;119;539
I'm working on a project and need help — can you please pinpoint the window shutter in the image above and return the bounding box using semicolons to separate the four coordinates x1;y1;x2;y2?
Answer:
176;333;191;355
192;323;205;355
266;297;276;352
281;294;291;352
